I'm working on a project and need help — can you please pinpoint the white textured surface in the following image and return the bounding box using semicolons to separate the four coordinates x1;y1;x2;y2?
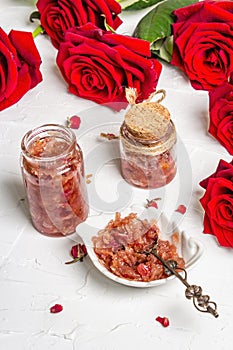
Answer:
0;1;232;349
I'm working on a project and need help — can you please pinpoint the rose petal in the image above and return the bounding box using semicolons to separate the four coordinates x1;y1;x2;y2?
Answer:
67;115;81;129
155;316;170;327
50;304;63;313
175;205;186;215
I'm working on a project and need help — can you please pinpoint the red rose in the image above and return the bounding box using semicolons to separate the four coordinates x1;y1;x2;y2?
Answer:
36;0;122;49
200;159;233;248
208;82;233;155
56;23;162;110
171;1;233;91
0;29;42;112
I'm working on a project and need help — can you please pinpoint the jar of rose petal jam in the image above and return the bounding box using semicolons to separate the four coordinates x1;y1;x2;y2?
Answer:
21;124;89;236
119;90;177;189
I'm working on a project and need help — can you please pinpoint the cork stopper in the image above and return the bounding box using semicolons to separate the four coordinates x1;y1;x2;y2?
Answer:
124;88;170;140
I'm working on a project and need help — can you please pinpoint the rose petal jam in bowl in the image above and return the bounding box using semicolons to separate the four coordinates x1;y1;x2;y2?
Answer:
76;211;204;288
21;124;89;236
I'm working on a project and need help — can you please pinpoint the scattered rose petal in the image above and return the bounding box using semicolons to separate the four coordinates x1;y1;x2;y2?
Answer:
146;201;158;209
66;243;88;264
86;174;93;184
175;205;187;215
50;304;63;313
100;132;118;140
67;115;81;129
145;198;161;209
155;316;170;327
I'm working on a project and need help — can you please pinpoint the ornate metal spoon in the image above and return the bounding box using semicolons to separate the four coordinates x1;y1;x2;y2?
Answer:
149;244;218;318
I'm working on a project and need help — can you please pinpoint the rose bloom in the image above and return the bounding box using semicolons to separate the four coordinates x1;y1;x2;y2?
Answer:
36;0;122;49
56;23;162;110
200;159;233;248
171;1;233;91
209;82;233;155
0;28;42;112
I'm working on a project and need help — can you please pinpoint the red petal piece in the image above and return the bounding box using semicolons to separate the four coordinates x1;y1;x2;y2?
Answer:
175;204;187;214
147;201;158;209
67;115;81;129
100;132;118;140
50;304;63;313
155;316;170;327
145;198;161;209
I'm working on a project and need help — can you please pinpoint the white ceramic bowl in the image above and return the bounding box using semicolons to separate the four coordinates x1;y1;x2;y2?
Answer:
76;212;204;288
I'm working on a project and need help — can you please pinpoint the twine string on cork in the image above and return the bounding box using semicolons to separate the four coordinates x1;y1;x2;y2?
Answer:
146;89;166;103
125;87;138;105
125;87;166;105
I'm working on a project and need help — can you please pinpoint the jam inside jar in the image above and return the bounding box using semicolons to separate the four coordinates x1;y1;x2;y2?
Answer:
120;122;177;189
21;124;89;236
119;92;177;189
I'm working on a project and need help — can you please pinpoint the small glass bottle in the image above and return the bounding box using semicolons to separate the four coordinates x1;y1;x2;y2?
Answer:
119;90;177;189
21;124;89;236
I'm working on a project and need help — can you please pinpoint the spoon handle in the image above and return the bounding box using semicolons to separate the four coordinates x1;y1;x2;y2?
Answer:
151;248;219;318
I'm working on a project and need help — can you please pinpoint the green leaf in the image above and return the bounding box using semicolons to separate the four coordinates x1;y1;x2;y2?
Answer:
119;0;164;11
133;0;198;43
150;35;173;62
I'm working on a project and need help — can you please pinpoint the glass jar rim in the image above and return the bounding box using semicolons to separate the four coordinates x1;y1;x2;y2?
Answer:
121;120;176;145
21;123;77;163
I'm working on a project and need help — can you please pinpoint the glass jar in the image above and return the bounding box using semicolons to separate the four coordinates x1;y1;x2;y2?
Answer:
119;101;177;189
21;124;89;236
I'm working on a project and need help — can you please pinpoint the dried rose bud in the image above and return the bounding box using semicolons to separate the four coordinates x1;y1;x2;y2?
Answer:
71;244;79;259
50;304;63;313
145;198;161;209
175;204;187;215
79;244;87;256
67;115;81;129
66;243;87;264
155;316;170;327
